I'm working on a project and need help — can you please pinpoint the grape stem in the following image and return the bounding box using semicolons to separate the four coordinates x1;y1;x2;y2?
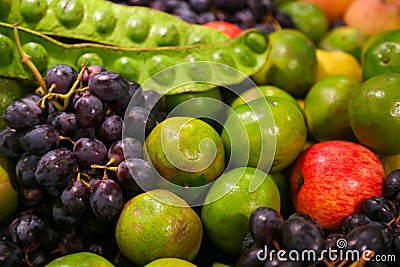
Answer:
13;24;48;95
24;251;35;267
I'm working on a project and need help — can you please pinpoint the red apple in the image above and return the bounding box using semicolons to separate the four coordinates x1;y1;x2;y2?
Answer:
343;0;400;35
290;140;384;230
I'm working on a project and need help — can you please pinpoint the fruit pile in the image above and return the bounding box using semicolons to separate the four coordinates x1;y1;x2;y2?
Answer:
1;0;400;267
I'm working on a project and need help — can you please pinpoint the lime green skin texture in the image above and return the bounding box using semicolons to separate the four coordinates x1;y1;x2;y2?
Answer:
222;96;307;174
145;117;225;186
144;258;197;267
280;1;329;44
253;29;317;98
304;75;361;142
349;73;400;155
0;156;18;224
362;29;400;81
201;167;280;255
46;252;115;267
0;22;269;95
319;26;369;61
115;189;203;266
3;0;229;48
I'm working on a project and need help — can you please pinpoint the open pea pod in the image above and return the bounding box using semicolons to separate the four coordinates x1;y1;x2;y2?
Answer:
0;22;269;94
1;0;230;48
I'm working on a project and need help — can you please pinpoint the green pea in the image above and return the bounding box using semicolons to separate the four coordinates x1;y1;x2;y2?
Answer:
56;0;84;29
2;0;230;48
0;22;269;95
20;0;47;23
76;53;104;67
21;42;48;73
246;32;269;54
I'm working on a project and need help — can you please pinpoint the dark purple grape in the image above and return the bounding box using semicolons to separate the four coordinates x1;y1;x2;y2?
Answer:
263;253;304;267
29;249;54;267
342;213;372;234
142;90;162;114
79;215;109;237
73;138;108;168
282;219;325;262
189;0;211;12
123;106;156;142
35;148;78;196
368;221;394;249
249;207;284;246
150;0;168;11
108;137;143;166
15;152;41;187
20;124;60;155
173;7;199;23
0;127;25;157
50;111;78;136
382;169;400;201
55;232;84;255
230;9;256;29
197;11;217;24
287;212;324;237
242;232;256;252
72;126;97;140
3;98;43;131
165;0;188;11
74;93;104;127
324;232;346;252
88;71;130;102
52;199;82;228
0;240;23;267
274;9;295;28
90;179;123;221
213;0;246;11
116;158;156;193
19;186;46;207
45;64;78;94
98;114;123;142
60;181;90;215
392;233;400;256
108;82;145;116
126;0;149;5
254;22;278;35
363;196;394;223
345;223;387;255
236;246;265;267
82;65;106;86
40;227;62;250
6;214;45;253
246;0;276;20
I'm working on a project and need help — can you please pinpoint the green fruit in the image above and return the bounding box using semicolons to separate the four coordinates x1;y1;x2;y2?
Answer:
144;117;225;187
46;252;114;267
230;85;302;113
280;1;329;43
144;258;197;267
304;75;361;141
222;96;307;174
349;73;400;154
0;155;18;224
253;29;317;98
201;167;280;255
319;26;369;60
115;189;203;266
269;171;293;218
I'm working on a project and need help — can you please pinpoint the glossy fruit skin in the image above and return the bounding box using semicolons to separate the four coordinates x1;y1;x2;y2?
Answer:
290;140;384;230
115;189;202;266
253;29;317;98
349;73;400;155
203;21;243;38
46;252;114;267
201;167;280;255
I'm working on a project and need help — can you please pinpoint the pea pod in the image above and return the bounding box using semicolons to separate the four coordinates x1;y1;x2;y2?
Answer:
2;0;230;48
0;22;269;94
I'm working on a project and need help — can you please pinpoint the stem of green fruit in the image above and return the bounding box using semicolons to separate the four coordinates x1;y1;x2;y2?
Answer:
13;24;48;95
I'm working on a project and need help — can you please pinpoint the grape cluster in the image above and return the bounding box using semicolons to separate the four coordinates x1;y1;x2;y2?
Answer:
238;180;400;267
112;0;294;34
0;63;165;266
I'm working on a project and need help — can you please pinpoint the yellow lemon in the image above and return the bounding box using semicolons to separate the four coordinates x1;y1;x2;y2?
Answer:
315;49;362;82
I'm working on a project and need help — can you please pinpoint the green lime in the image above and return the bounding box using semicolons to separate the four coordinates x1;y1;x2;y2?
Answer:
230;85;302;114
201;167;280;255
222;96;307;174
144;117;225;187
0;155;17;224
253;29;317;98
115;189;203;266
46;252;114;267
304;75;361;141
362;29;400;81
144;258;197;267
349;73;400;154
280;1;329;43
318;26;369;60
